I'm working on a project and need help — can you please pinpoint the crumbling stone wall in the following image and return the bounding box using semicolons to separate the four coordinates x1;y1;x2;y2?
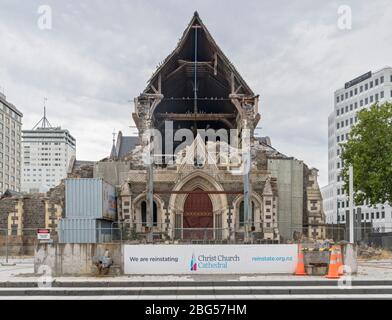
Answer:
22;196;46;231
68;164;94;178
0;184;65;255
0;197;29;254
0;197;18;229
35;243;122;276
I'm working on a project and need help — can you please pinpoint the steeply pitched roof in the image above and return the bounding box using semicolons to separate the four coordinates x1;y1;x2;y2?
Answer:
109;131;140;160
253;137;290;159
118;136;139;159
144;11;254;96
1;189;23;199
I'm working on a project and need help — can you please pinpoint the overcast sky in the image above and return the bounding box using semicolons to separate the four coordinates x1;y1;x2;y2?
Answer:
1;0;392;186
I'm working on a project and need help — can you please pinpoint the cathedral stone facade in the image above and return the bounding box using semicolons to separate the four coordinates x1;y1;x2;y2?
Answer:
96;12;326;243
0;12;326;245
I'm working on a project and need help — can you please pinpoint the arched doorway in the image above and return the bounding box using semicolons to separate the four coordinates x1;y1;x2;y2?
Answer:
183;188;213;240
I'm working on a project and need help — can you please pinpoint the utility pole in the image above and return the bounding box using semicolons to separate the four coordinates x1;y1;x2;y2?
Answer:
349;165;354;243
191;23;201;137
243;167;250;242
145;123;154;243
242;127;251;243
147;160;154;243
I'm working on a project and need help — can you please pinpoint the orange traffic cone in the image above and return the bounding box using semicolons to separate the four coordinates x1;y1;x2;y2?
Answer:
336;245;344;275
325;246;340;279
294;244;307;276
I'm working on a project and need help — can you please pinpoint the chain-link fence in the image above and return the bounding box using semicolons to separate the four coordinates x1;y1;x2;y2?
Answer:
1;223;392;263
0;228;40;264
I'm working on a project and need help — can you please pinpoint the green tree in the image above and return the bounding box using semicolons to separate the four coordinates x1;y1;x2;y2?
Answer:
341;102;392;206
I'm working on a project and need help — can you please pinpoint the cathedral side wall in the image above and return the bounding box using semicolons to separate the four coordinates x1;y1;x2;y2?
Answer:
93;161;130;187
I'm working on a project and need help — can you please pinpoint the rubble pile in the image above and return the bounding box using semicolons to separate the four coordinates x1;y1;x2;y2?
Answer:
358;244;391;259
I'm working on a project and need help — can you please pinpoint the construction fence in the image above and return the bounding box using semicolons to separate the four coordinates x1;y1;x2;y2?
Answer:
1;224;392;263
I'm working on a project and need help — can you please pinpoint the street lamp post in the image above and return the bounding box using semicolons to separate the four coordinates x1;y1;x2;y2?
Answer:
349;165;354;243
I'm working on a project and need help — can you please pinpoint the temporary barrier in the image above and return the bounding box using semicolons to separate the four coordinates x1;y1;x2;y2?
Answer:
325;246;340;279
65;178;117;220
336;245;344;275
123;244;297;274
294;245;306;275
58;218;113;243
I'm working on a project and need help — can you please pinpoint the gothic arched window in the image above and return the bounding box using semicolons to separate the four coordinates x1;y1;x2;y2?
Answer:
239;201;255;227
141;201;158;227
141;201;147;226
153;202;158;226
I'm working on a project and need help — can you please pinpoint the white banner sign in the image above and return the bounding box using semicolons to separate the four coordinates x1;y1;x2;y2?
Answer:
123;244;298;274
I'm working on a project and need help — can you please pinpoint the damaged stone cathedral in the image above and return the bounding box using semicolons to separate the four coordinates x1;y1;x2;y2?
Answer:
96;12;326;243
0;12;326;246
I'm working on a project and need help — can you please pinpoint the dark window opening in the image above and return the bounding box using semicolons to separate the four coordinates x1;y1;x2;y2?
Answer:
141;200;158;226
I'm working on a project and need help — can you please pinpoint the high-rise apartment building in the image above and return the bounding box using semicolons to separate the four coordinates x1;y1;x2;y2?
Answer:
0;92;23;195
21;109;76;193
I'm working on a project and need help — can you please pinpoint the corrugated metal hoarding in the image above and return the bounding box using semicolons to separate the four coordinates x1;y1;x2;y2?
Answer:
58;218;113;243
65;178;117;220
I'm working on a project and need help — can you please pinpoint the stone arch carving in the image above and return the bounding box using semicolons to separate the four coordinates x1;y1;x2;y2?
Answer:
168;171;229;239
133;192;165;230
232;193;263;231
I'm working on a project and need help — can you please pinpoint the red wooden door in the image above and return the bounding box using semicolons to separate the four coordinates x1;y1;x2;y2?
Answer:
183;188;213;240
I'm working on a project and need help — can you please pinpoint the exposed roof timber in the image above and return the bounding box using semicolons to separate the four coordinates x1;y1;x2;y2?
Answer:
234;85;243;94
166;64;230;94
139;93;164;100
143;12;254;96
166;60;215;81
150;84;159;94
231;72;243;94
206;73;230;90
213;52;218;76
229;93;259;101
153;113;235;129
155;113;236;120
146;74;162;94
158;74;162;92
166;63;187;80
178;59;213;66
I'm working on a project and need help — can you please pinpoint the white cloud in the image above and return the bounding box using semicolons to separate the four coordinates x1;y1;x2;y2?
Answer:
0;0;391;187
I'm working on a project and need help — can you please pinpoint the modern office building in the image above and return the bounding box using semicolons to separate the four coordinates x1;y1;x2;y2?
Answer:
0;92;23;195
321;67;392;232
21;109;76;193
